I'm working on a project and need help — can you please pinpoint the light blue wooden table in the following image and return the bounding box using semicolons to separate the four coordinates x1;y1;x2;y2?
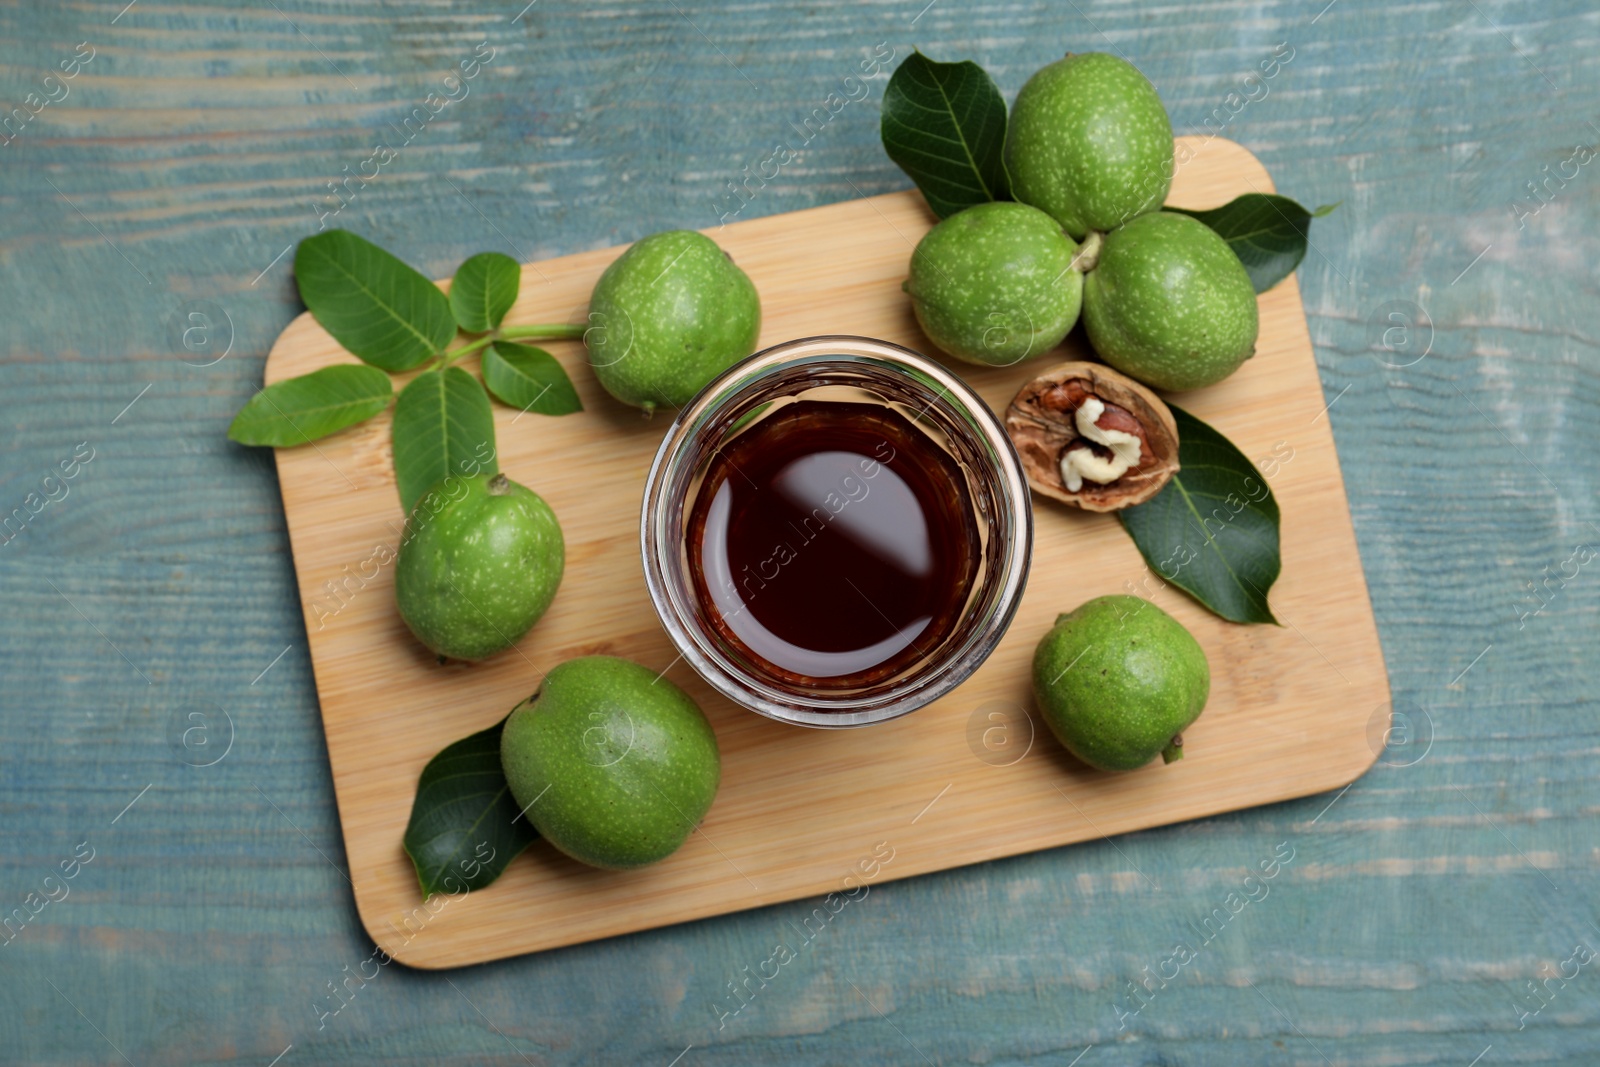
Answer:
3;1;1597;1063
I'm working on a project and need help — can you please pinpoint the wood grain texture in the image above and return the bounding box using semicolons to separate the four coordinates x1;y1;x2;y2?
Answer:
3;0;1599;1063
265;135;1388;968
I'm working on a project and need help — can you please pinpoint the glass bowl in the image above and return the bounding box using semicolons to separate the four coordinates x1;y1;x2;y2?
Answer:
640;335;1032;728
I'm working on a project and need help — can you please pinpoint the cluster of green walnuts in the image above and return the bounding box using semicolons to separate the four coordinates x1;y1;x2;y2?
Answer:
906;52;1260;393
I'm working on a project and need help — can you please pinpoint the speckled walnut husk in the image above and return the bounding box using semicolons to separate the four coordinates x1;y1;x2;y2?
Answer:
1004;361;1180;512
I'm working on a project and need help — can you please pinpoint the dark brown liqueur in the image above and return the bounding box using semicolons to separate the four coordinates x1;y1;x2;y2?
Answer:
687;400;979;690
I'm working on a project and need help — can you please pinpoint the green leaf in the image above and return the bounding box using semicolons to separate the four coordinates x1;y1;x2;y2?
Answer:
403;712;538;899
1168;195;1338;293
880;50;1010;219
295;229;456;372
392;367;498;514
227;364;392;447
449;252;521;333
1119;406;1281;624
482;341;583;416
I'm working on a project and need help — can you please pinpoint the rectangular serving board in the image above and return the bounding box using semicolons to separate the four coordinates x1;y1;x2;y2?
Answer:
266;136;1388;969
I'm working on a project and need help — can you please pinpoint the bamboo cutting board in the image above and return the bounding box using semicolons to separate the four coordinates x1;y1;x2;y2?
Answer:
266;136;1388;969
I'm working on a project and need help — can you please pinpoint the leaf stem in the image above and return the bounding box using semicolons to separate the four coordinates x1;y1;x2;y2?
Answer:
434;323;586;370
499;323;588;341
437;333;496;369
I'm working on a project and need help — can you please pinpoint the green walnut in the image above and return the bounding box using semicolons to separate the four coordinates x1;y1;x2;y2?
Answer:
1082;211;1259;391
905;201;1083;366
1032;595;1210;771
500;656;721;870
1005;52;1175;238
585;230;761;411
394;472;563;662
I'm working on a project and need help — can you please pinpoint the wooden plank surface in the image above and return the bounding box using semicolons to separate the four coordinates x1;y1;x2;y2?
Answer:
265;135;1389;968
4;1;1599;1062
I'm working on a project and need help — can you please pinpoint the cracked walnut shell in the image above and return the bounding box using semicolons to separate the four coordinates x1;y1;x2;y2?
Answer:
1005;361;1180;512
